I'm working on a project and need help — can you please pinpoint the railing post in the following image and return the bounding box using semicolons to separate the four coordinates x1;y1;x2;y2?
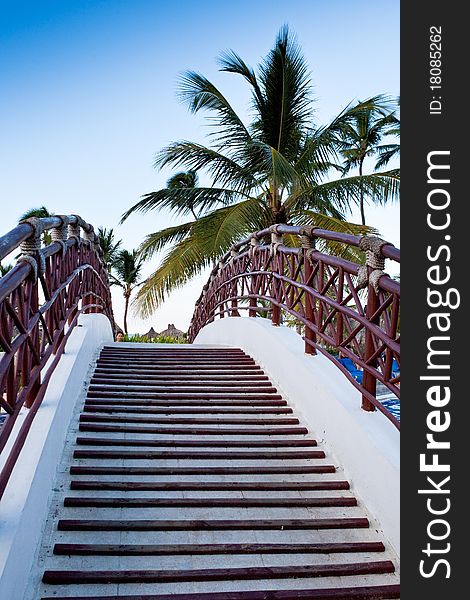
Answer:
249;236;259;317
51;216;69;349
362;281;380;411
358;235;388;412
230;249;240;317
17;218;44;409
300;227;317;354
270;228;283;326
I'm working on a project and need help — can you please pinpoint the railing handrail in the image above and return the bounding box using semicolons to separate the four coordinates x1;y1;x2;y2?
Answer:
188;223;400;429
0;214;100;262
0;214;113;499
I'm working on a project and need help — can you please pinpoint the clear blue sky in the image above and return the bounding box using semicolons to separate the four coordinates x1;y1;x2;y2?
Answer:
0;0;400;333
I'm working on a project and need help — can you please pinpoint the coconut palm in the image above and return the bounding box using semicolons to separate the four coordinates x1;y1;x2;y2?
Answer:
19;206;54;245
122;26;400;316
111;249;143;334
0;262;13;277
339;101;400;224
97;227;122;271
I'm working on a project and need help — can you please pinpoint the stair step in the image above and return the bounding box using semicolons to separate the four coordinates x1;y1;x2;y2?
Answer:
69;480;348;491
75;437;317;447
86;392;283;400
70;465;336;475
94;366;263;373
78;424;308;435
91;374;270;382
95;359;257;366
43;561;394;584
88;385;278;393
41;584;401;600
83;405;293;414
63;497;357;508
99;350;247;356
72;449;325;460
79;415;298;425
84;398;288;406
57;517;369;531
53;541;384;555
79;423;308;435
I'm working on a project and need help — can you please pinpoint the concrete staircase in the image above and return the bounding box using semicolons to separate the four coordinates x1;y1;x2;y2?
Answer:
34;344;400;599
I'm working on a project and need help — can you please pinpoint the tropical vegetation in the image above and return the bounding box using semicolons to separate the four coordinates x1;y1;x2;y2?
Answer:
110;249;144;334
122;26;399;317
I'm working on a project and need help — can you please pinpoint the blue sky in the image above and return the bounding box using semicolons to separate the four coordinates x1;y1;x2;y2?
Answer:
0;0;400;333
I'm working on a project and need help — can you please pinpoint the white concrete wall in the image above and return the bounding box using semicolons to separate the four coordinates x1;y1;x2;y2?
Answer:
0;313;113;600
195;317;400;555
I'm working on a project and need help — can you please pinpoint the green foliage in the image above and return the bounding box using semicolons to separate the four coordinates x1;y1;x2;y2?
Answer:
0;262;13;277
121;333;187;344
111;249;144;334
339;97;400;224
18;206;54;245
97;227;122;271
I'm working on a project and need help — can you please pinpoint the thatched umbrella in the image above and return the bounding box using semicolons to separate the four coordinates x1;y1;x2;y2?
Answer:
143;327;158;340
159;324;185;339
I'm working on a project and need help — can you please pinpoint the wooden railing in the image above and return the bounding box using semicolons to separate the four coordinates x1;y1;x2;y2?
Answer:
188;224;400;429
0;215;114;497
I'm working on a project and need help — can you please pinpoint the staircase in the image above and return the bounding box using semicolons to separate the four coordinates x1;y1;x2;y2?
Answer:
34;344;400;599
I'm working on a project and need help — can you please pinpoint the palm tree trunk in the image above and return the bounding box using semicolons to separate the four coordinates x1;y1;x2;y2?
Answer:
123;290;130;334
359;158;366;225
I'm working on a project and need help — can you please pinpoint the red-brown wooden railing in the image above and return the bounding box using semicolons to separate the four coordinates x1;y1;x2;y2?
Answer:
188;224;400;429
0;214;114;498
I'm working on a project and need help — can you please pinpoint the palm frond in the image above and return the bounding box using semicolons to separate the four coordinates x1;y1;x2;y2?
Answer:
286;170;400;214
138;221;194;261
121;187;246;223
255;25;312;160
290;210;376;260
177;71;252;151
154;141;258;192
218;50;265;109
134;199;269;316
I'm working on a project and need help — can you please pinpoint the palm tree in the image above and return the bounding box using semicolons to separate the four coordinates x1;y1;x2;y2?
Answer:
339;101;400;224
111;249;143;334
97;227;122;271
166;171;200;220
122;26;400;317
19;206;54;245
0;262;13;277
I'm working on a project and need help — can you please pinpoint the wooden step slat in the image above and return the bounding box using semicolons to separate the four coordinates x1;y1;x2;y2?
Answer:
42;561;394;584
79;424;308;435
53;540;384;555
69;480;347;491
91;374;270;382
79;415;299;425
99;353;248;359
75;437;316;447
90;379;272;387
63;496;357;508
86;392;283;400
58;517;369;531
84;398;287;406
94;365;263;373
79;421;308;437
41;584;401;600
95;360;257;367
83;406;293;415
72;449;325;460
70;465;336;475
99;350;247;356
88;385;278;394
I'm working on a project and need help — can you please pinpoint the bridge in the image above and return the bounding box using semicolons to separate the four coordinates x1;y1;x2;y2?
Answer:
0;215;400;599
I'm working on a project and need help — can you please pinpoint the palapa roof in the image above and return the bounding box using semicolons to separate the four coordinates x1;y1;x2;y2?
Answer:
159;323;185;338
